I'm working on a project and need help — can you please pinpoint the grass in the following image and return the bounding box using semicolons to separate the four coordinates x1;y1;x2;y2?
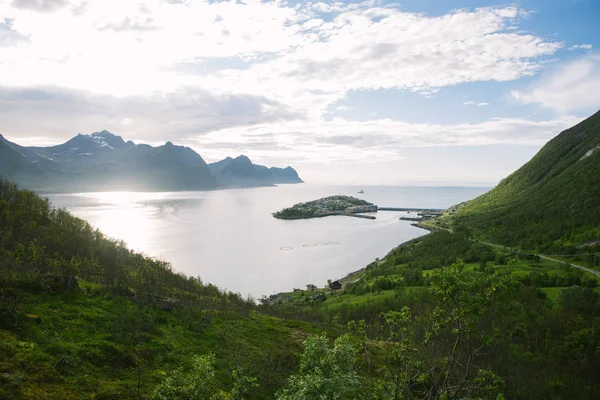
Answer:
539;287;565;304
546;254;600;273
319;290;398;311
0;283;321;400
539;287;600;306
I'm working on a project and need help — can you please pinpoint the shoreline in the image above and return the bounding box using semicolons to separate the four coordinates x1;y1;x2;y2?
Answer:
270;223;432;298
337;225;431;286
274;212;376;220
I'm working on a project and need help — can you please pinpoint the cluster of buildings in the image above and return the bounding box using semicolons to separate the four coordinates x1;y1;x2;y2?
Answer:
294;196;375;214
346;205;378;213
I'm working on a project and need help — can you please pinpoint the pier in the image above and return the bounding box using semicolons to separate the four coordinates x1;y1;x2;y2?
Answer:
398;216;422;222
340;212;376;220
377;207;445;222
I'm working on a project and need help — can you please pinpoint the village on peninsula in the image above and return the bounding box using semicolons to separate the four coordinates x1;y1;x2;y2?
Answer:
272;195;444;221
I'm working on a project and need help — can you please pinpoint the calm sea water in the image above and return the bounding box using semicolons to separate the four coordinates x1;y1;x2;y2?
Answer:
45;185;490;297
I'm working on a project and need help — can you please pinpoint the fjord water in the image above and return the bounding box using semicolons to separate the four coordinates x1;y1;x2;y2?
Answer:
46;185;489;297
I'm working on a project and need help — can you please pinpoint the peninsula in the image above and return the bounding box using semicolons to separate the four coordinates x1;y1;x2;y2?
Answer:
273;195;378;219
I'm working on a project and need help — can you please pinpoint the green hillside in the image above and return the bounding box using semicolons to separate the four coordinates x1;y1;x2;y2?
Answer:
0;179;319;399
448;110;600;251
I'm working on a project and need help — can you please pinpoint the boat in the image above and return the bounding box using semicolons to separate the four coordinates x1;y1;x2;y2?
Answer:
357;190;364;194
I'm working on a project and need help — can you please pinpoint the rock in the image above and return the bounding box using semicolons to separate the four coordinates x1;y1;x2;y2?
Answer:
45;275;79;292
312;294;326;302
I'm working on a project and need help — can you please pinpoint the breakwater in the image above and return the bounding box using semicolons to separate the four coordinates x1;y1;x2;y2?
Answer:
338;212;376;220
399;216;422;222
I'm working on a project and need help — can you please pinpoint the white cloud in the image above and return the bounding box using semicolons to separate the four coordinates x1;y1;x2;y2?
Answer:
463;101;490;106
512;53;600;113
10;0;69;13
568;44;593;50
0;1;561;101
0;17;28;46
208;5;561;116
0;85;300;143
186;114;581;164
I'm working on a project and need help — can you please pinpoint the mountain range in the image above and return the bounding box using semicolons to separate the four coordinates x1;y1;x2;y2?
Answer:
0;130;303;192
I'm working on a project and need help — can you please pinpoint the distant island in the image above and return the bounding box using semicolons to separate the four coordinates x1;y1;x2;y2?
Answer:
273;195;378;220
0;130;303;193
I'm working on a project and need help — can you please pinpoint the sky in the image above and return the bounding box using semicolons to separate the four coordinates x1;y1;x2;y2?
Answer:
0;0;599;185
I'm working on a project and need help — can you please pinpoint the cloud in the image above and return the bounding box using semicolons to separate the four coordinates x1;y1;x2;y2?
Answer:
512;53;600;113
0;18;28;46
186;114;582;164
215;5;561;113
0;86;300;143
0;3;561;101
568;44;593;50
463;101;490;106
10;0;68;13
97;17;159;32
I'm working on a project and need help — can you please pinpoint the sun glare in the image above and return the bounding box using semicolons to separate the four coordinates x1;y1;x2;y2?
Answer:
78;192;163;255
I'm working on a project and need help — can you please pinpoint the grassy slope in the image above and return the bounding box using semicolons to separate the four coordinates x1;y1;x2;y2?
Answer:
449;110;600;250
0;288;317;399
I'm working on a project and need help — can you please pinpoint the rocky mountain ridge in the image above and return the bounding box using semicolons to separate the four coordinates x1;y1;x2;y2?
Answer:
0;130;303;192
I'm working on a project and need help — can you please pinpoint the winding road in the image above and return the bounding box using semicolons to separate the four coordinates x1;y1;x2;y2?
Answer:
428;225;600;279
479;240;600;278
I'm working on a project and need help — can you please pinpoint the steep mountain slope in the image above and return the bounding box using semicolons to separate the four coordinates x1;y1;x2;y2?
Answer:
451;109;600;251
0;135;44;177
0;134;61;187
89;141;217;191
0;131;303;192
267;165;303;184
30;131;133;166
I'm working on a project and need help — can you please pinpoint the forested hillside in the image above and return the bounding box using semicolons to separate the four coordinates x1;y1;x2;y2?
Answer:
1;178;599;399
447;110;600;251
0;178;317;399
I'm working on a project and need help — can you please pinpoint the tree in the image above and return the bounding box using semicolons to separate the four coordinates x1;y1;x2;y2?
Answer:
154;353;220;400
329;280;342;292
276;335;359;400
369;261;510;399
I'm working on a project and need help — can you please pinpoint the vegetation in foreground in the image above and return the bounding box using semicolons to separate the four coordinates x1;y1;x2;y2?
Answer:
2;177;600;399
0;179;318;399
268;230;600;399
273;195;373;219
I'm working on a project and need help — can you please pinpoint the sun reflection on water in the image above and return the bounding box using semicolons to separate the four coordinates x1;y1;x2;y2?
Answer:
76;192;164;255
